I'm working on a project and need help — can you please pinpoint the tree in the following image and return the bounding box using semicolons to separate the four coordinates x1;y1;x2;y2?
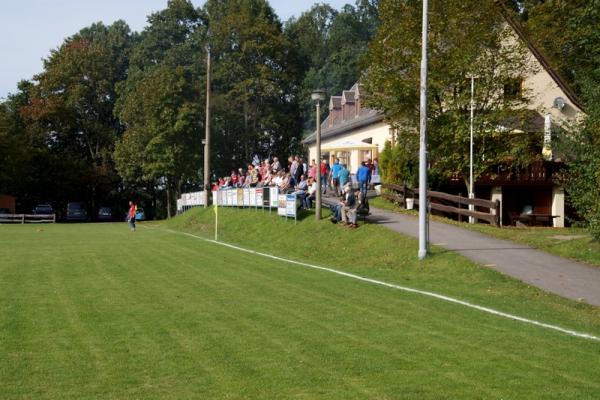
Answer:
363;0;537;188
556;81;600;237
284;1;379;132
512;0;600;97
204;0;303;171
115;0;205;218
115;65;202;218
18;21;133;211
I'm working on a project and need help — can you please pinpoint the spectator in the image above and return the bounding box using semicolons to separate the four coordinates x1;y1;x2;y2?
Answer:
308;159;317;180
289;157;297;185
356;161;371;199
293;155;303;184
279;172;291;193
371;158;381;186
272;157;282;173
273;171;283;187
339;163;350;191
305;177;317;209
249;164;259;186
262;168;273;187
330;158;342;196
301;157;308;180
292;174;308;209
324;158;331;190
230;170;239;187
320;158;328;194
340;185;358;228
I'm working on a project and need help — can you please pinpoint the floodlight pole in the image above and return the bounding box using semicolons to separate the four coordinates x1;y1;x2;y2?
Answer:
469;75;475;223
418;0;429;260
203;44;211;208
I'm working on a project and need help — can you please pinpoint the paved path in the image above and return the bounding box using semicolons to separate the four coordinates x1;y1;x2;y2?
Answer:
327;195;600;306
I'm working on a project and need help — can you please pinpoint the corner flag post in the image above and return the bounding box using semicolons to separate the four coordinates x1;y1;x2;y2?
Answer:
214;197;218;242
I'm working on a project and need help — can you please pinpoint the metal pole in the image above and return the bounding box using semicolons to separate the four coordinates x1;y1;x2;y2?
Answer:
418;0;429;260
469;75;475;223
203;45;211;208
315;100;322;220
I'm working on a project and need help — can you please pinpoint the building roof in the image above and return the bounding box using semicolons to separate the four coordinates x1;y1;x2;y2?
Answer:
302;108;384;145
497;1;584;111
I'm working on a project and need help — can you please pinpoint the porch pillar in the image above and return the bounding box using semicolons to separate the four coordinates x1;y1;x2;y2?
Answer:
491;186;503;226
552;185;565;228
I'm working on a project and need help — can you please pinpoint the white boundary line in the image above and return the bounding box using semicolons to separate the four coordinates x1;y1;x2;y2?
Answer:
159;227;600;342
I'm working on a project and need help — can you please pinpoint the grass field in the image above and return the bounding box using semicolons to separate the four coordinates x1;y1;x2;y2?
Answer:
370;196;600;268
1;210;600;399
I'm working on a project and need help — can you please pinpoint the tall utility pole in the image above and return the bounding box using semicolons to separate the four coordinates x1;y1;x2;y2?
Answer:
418;0;429;260
203;45;211;208
469;75;475;223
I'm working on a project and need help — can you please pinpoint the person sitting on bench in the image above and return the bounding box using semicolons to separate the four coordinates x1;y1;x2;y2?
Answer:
341;185;358;228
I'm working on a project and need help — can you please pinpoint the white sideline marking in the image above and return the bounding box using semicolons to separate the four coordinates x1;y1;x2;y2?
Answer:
159;228;600;342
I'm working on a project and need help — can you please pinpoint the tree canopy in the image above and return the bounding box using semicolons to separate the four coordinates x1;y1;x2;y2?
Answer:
1;0;371;217
363;0;537;188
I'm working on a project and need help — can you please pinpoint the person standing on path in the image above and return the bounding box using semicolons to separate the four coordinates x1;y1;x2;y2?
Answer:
330;158;342;196
339;164;350;190
356;161;371;199
320;159;328;194
128;201;137;232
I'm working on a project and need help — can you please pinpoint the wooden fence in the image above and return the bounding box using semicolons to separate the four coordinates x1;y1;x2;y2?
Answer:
380;183;501;227
0;213;56;224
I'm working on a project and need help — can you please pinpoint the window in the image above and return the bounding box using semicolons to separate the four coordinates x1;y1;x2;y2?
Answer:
504;78;523;101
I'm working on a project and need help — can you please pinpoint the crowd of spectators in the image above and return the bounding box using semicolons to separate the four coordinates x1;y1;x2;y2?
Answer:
210;155;378;221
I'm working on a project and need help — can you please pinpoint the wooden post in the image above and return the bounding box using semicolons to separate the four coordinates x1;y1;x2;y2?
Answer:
458;193;462;223
494;199;501;227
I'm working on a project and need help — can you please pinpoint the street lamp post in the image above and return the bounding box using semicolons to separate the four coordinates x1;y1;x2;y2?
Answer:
311;90;326;220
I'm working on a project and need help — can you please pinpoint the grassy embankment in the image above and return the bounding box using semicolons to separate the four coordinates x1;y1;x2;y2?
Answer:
1;209;599;399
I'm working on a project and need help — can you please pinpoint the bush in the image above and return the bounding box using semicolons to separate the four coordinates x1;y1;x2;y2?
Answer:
379;139;417;187
558;80;600;240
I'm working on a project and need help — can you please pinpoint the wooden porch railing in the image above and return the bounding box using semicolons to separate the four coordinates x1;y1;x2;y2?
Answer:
380;184;501;227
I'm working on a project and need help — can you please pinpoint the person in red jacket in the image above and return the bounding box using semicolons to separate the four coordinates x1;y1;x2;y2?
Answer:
128;201;137;232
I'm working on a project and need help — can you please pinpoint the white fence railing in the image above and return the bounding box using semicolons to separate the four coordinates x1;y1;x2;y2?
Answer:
0;213;56;224
176;191;206;213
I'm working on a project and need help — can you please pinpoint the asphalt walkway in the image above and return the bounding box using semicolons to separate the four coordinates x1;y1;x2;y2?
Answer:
326;194;600;306
369;206;600;306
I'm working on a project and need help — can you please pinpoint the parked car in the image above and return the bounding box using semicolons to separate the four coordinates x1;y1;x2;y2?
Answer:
98;207;115;221
33;204;54;215
135;208;146;221
66;202;88;221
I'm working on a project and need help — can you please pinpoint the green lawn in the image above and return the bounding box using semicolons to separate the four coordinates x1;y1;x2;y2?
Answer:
1;212;599;399
371;196;600;267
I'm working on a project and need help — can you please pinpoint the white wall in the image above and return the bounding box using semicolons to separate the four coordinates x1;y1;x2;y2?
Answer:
307;121;391;173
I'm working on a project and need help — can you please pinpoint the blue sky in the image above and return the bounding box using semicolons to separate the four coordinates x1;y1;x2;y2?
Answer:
0;0;352;99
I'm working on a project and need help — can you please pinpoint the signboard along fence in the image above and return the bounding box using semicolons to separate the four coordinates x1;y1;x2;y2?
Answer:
191;187;299;223
177;191;207;214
